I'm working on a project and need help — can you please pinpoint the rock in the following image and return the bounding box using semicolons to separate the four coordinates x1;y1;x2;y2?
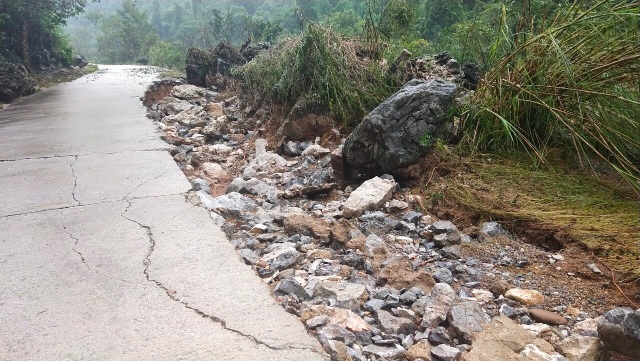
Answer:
433;268;453;284
283;141;304;156
376;309;418;335
414;283;455;329
344;79;457;177
171;84;206;100
343;177;396;218
201;162;230;182
505;289;545;306
226;177;278;201
464;316;558;361
317;324;357;346
378;256;435;293
488;279;510;297
243;139;288;177
399;287;425;305
301;305;371;333
306;315;330;329
364;234;387;257
205;102;225;117
161;98;194;116
191;178;211;193
387;200;409;212
447;301;491;343
557;335;601;361
597;307;640;358
362;345;407;360
318;339;350;361
575;318;599;337
586;263;602;274
274;277;309;300
407;339;432;361
239;249;259;265
519;344;569;361
428;326;451;345
431;221;461;247
73;54;88;68
200;192;257;217
528;309;568;326
480;221;507;237
431;344;461;361
313;279;367;311
0;57;35;102
261;245;302;271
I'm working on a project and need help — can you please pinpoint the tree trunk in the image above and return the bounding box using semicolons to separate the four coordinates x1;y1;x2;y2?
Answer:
21;20;32;72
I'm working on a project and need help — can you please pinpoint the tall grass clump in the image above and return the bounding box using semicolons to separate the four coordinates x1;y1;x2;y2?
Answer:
466;0;640;188
236;22;398;125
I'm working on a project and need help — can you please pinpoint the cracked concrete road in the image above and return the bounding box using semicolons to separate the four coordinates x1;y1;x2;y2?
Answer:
0;66;326;361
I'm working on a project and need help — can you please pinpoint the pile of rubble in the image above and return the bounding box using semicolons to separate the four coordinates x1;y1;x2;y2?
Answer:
144;82;639;361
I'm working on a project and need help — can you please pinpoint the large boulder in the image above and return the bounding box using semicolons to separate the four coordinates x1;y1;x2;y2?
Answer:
343;78;457;177
186;42;246;87
0;57;35;102
597;307;640;358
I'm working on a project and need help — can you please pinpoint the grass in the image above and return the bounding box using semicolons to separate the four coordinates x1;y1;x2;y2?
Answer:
465;0;640;189
235;22;399;125
422;150;640;282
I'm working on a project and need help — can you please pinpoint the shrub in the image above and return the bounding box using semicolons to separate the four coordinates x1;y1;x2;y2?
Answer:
149;41;186;70
236;23;399;125
466;0;640;188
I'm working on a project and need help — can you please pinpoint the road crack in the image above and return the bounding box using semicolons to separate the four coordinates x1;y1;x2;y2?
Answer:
70;155;80;205
119;199;312;353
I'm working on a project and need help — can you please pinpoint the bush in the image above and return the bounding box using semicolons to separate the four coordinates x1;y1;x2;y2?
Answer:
236;23;399;125
466;1;640;188
149;41;186;70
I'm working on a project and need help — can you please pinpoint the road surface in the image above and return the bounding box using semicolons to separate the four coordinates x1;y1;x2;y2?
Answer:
0;66;325;361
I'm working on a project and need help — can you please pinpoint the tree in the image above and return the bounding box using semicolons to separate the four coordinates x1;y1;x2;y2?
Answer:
1;0;90;71
97;0;157;64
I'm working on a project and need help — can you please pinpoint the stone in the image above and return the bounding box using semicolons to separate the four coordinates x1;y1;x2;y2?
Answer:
362;345;407;360
243;139;288;177
317;324;357;346
400;287;425;305
343;177;395;218
344;79;457;177
575;318;599;337
313;279;367;311
300;305;371;333
302;144;331;157
431;221;461;247
200;191;257;217
376;309;418;335
261;245;302;271
306;315;330;329
202;162;230;182
431;344;461;361
447;301;491;343
73;54;89;68
387;200;409;212
171;84;206;100
557;335;601;361
471;289;494;303
191;178;211;194
528;309;568;326
407;339;432;361
364;234;387;257
274;277;309;300
378;256;435;293
597;307;640;358
226;177;278;201
505;288;545;306
464;316;557;361
519;344;569;361
0;57;35;102
428;326;451;345
414;283;455;329
480;221;507;237
489;279;510;296
205;102;225;117
238;249;259;265
433;268;453;284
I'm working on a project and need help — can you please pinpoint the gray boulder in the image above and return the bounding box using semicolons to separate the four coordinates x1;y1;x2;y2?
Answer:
343;78;457;177
0;57;35;102
597;307;640;358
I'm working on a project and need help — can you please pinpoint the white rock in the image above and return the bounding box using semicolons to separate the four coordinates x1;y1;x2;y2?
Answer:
343;177;396;218
558;335;601;361
520;344;569;361
505;288;545;305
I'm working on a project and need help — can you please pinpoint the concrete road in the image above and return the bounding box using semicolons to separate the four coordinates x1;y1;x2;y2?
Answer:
0;66;325;361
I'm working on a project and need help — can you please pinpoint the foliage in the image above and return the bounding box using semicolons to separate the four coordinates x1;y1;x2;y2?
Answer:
466;1;640;188
149;41;185;70
237;22;399;124
97;0;158;64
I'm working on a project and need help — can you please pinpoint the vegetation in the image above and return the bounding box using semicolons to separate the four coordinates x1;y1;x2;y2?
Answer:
465;1;640;189
237;23;398;124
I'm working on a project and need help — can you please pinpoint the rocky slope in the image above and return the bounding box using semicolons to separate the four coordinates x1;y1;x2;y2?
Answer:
143;79;639;361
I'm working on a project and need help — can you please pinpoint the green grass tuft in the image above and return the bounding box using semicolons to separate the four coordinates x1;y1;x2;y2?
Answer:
465;0;640;189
